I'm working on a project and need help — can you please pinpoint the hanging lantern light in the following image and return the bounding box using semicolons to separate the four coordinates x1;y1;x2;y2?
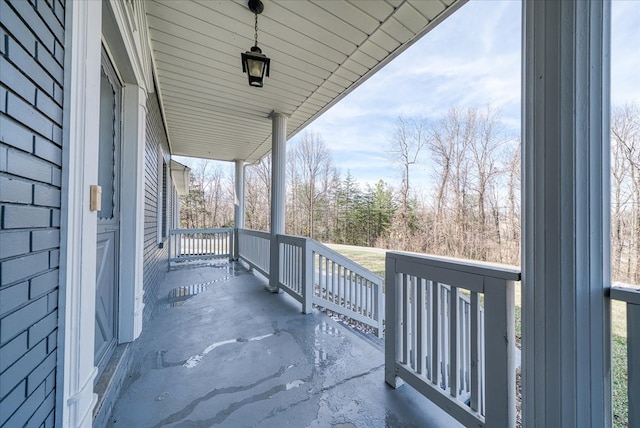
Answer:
241;0;270;88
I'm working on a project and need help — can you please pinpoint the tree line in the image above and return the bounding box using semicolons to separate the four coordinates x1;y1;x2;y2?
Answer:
180;103;640;285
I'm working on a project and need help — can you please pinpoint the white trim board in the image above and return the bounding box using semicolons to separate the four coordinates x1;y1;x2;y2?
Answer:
58;1;103;426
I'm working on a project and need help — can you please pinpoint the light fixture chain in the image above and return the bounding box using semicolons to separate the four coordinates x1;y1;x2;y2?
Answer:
254;12;259;47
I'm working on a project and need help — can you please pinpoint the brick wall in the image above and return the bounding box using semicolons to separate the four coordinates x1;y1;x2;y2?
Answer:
0;0;64;426
142;90;170;323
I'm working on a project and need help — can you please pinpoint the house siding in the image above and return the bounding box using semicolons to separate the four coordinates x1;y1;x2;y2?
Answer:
143;90;170;323
0;0;64;427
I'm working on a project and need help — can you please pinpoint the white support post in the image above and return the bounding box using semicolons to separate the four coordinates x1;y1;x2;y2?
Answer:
233;160;245;261
384;256;401;388
522;1;611;426
484;278;515;428
58;1;102;426
267;112;287;292
119;85;147;342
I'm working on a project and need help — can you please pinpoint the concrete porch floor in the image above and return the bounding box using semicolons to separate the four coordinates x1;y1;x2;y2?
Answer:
108;261;462;428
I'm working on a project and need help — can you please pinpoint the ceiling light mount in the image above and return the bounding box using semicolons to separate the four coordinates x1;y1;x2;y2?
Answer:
248;0;264;15
241;0;270;88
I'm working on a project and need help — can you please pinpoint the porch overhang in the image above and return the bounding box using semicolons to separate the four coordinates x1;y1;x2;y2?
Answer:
145;0;465;163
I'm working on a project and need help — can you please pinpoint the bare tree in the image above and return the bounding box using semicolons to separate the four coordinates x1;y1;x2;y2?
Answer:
469;107;506;259
293;131;333;238
388;116;428;249
245;156;271;231
611;103;640;283
505;140;521;264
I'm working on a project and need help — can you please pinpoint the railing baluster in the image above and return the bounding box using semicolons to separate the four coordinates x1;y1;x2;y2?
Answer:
402;274;409;366
431;281;439;387
425;280;432;380
345;268;353;311
317;254;322;298
331;261;336;304
417;278;425;376
628;301;639;427
449;285;458;398
353;271;357;312
356;275;361;314
440;285;448;389
353;274;357;313
470;291;480;412
347;269;352;310
291;245;295;289
323;260;327;302
410;276;417;369
356;274;367;315
463;297;470;395
481;305;486;416
292;245;296;290
282;244;295;287
367;279;371;318
287;244;291;287
342;267;347;308
288;244;292;289
298;245;302;292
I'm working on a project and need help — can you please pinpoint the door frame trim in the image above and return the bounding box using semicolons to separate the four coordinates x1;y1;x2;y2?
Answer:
58;1;149;426
101;0;149;345
59;1;102;426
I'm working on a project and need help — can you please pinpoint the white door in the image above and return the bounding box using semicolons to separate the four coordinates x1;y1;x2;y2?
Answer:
95;52;122;378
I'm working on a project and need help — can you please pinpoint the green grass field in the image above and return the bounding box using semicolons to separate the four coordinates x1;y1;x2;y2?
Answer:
325;242;630;427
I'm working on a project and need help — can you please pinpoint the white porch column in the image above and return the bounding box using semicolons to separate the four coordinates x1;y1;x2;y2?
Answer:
522;1;611;427
267;112;288;292
119;85;147;342
234;159;245;260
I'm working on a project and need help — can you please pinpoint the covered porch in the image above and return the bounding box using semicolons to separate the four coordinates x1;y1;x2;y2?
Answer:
108;259;461;427
100;0;637;426
110;227;638;427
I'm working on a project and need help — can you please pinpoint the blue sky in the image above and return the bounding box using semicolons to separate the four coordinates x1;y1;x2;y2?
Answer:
177;0;640;186
303;0;521;186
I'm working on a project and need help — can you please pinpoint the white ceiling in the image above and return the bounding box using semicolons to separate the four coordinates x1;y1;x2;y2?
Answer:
146;0;465;163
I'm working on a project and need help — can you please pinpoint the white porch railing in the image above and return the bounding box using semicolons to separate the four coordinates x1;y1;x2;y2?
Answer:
237;229;384;336
168;228;233;268
277;234;309;307
237;228;271;276
611;285;640;428
310;239;384;337
385;251;520;428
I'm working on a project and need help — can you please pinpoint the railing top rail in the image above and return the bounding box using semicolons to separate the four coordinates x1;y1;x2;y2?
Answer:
277;234;308;246
309;240;383;284
238;228;271;239
611;285;640;305
170;227;233;234
387;250;521;282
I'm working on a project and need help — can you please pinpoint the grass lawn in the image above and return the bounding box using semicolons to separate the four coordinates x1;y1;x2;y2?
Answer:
325;242;630;427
